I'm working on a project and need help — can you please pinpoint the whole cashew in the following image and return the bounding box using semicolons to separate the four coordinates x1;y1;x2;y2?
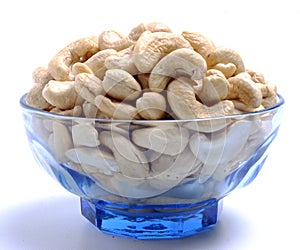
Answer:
181;31;215;59
26;83;52;110
99;131;149;178
227;75;262;108
74;73;105;103
94;95;140;120
102;69;141;101
72;122;100;147
65;147;118;176
105;52;138;75
167;78;234;119
132;125;189;156
148;48;207;92
189;120;252;166
206;47;245;75
84;49;117;79
32;66;53;85
136;92;166;120
71;62;93;76
98;30;132;51
42;80;77;110
197;69;229;106
211;63;236;78
48;36;99;81
133;31;192;73
145;22;172;33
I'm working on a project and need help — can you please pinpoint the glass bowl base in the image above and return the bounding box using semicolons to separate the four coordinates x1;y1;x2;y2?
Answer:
80;197;223;239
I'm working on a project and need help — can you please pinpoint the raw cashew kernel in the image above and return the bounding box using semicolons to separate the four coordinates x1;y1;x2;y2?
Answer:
132;126;189;156
98;30;132;51
100;131;149;178
48;36;99;81
227;75;262;108
148;48;207;92
32;66;53;85
94;95;140;120
136;92;166;120
84;49;117;79
211;63;236;78
207;47;245;75
197;70;229;106
189;120;252;166
105;53;138;75
26;83;52;110
102;69;141;101
42;80;77;110
133;31;192;73
181;31;215;59
145;22;172;33
71;62;93;76
167;78;234;119
72;122;100;147
74;73;105;103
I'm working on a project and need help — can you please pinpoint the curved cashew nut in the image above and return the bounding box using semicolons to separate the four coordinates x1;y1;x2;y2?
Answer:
99;131;149;178
94;95;140;120
133;31;192;73
42;80;77;110
74;73;105;104
132;126;189;156
227;75;262;108
48;36;99;81
211;62;236;78
105;52;138;75
181;31;215;59
206;47;245;75
102;69;141;101
83;49;117;79
167;78;234;119
189;120;252;166
98;30;132;51
197;70;229;106
148;48;207;91
145;22;172;33
32;67;53;85
26;83;52;110
136;92;166;120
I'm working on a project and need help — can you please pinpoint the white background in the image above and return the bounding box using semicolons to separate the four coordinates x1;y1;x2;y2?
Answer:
0;0;299;249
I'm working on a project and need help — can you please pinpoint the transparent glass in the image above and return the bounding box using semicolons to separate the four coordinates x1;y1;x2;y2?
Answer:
20;94;284;239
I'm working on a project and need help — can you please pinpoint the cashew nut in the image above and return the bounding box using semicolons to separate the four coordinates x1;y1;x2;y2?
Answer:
181;31;215;59
197;69;229;106
148;48;207;91
94;95;140;120
227;75;262;108
132;125;189;156
74;73;105;103
211;63;236;78
42;80;77;110
65;147;118;176
48;36;99;81
167;78;234;119
98;30;132;51
102;69;141;101
145;22;172;33
136;92;166;120
189;120;252;167
105;52;138;75
72;122;100;147
71;62;93;76
26;83;52;110
206;47;245;75
99;131;149;178
83;49;117;79
32;66;53;85
133;31;192;73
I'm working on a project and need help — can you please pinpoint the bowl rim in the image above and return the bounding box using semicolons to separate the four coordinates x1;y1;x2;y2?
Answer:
20;93;284;123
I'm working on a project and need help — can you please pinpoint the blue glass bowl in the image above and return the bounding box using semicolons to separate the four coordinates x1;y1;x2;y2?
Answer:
20;94;284;239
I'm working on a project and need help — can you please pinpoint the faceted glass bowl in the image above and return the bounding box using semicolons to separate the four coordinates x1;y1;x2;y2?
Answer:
20;93;284;239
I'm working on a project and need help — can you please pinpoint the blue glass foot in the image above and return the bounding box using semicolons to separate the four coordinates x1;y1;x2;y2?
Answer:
80;198;222;239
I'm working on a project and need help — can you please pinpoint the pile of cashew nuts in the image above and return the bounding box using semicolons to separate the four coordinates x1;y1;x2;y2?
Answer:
25;22;279;200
